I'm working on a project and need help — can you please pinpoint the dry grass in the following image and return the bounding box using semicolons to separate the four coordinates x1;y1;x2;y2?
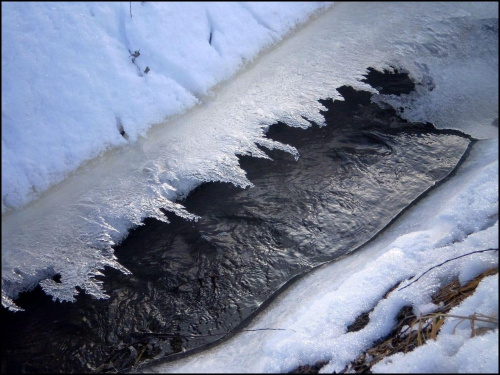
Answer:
289;267;498;374
339;267;498;373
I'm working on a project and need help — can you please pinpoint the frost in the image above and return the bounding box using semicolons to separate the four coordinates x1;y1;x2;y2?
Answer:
1;1;497;331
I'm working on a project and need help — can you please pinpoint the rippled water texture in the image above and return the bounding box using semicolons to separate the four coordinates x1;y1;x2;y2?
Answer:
1;73;471;373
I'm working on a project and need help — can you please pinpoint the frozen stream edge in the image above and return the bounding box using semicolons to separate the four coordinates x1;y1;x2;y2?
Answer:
137;3;498;373
2;2;498;323
139;136;498;374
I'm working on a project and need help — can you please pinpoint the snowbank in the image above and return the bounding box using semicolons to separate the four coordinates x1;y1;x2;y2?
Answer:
372;274;498;374
1;2;330;213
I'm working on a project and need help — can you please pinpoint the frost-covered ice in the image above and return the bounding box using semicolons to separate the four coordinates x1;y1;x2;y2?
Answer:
2;1;331;309
2;1;498;373
1;1;330;213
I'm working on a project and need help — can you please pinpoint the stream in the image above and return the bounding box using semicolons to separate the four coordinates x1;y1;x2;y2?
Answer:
1;69;471;373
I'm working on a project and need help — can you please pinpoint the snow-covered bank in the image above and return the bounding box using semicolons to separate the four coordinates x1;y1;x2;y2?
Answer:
1;1;330;213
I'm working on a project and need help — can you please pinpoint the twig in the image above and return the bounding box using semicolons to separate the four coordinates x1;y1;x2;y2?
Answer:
240;328;296;333
134;345;147;367
417;316;422;346
130;2;132;18
433;312;498;324
132;327;295;340
398;248;498;291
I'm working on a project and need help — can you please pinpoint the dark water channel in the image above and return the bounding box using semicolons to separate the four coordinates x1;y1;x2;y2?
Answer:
1;69;471;373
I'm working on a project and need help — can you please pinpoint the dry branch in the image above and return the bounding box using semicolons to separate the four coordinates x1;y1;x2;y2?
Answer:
398;248;498;291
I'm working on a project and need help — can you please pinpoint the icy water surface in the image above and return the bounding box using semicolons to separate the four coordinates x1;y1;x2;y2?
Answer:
1;72;471;373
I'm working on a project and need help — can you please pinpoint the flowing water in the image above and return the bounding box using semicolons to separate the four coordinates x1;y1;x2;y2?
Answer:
1;71;471;373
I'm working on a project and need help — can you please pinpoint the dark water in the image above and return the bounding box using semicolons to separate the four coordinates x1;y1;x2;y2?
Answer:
1;69;471;373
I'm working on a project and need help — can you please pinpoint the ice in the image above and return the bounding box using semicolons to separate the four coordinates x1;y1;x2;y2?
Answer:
1;2;330;213
1;2;498;370
371;12;498;140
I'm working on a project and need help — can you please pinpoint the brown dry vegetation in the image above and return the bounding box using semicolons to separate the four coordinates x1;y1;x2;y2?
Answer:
290;267;499;374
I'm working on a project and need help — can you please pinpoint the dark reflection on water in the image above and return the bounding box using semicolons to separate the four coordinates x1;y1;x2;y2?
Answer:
1;73;470;373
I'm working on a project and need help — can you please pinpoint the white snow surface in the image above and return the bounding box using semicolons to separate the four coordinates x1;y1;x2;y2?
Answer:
2;2;498;373
1;1;330;213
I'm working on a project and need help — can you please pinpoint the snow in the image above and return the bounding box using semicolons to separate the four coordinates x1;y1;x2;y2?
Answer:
2;1;331;309
1;1;498;373
1;1;330;213
372;275;499;374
